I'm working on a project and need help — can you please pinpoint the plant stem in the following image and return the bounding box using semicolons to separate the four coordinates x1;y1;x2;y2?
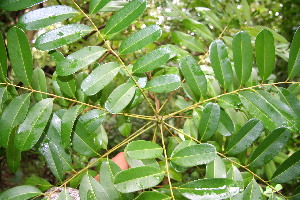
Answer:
160;123;175;199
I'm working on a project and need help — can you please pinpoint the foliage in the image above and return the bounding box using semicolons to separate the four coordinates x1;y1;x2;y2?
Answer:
0;0;299;199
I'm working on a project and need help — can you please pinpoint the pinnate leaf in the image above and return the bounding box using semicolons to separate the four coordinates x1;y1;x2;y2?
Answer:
199;103;220;140
217;109;235;136
243;179;262;200
57;188;74;200
7;27;33;86
105;83;136;114
0;185;41;200
135;191;171;200
176;178;240;200
17;5;79;30
288;26;300;80
170;143;217;167
209;39;233;90
100;159;122;199
72;116;102;157
102;0;146;35
180;55;207;99
0;0;45;11
57;46;106;76
89;0;111;14
271;150;300;183
125;140;163;160
132;47;170;74
15;98;53;151
172;31;205;53
0;93;31;148
35;24;93;51
255;29;275;81
249;127;290;167
206;156;226;178
114;166;165;193
0;33;8;81
183;18;214;42
6;130;21;173
119;25;162;54
32;68;47;101
239;91;287;130
226;119;264;155
79;174;110;200
145;74;181;93
61;105;84;148
81;62;121;96
232;31;253;85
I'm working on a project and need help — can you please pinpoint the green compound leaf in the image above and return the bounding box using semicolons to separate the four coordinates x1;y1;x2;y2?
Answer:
145;74;181;93
217;109;235;136
57;46;106;76
6;130;21;173
35;24;93;51
206;156;226;178
255;29;275;81
132;47;170;74
209;39;233;90
183;18;214;42
40;141;67;182
255;90;297;127
114;166;165;193
180;55;207;99
135;191;171;200
119;25;162;54
239;91;287;130
172;31;205;53
32;68;47;101
249;127;290;167
0;0;45;11
100;159;122;199
176;178;240;200
56;74;77;98
243;179;262;200
7;26;33;86
199;103;220;140
0;185;41;200
195;7;223;30
57;188;74;200
232;31;253;86
61;105;84;148
105;83;136;114
24;176;52;192
0;33;8;81
271;150;300;183
17;5;79;30
227;166;244;189
183;118;198;140
72;118;101;157
102;0;146;35
15;98;53;151
288;26;300;80
125;140;163;160
226;119;264;156
170;143;217;167
89;0;111;14
217;94;241;109
49;50;65;63
0;93;31;148
79;174;110;200
81;62;121;96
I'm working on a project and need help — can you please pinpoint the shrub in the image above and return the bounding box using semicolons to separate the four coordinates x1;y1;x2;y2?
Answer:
0;0;299;199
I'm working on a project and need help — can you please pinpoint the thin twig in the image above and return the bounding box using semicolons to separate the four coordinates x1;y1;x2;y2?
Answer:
160;123;175;199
